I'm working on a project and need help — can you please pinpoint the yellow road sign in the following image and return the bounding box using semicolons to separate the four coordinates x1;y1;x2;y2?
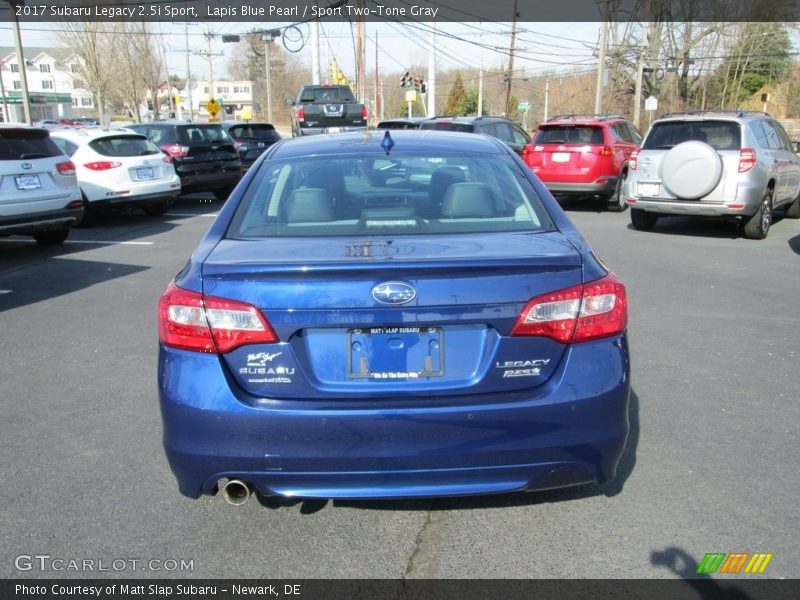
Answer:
206;99;221;115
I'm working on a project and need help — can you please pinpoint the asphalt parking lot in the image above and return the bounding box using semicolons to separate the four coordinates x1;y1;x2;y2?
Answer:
1;194;798;580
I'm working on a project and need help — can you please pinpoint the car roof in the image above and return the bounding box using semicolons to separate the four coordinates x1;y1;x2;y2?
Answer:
540;114;628;125
220;121;275;128
48;128;147;142
271;130;507;159
653;110;766;123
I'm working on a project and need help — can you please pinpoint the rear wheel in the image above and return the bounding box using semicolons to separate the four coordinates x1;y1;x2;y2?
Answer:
630;208;657;231
74;195;96;228
33;228;69;246
213;186;235;201
785;190;800;219
742;189;773;240
606;172;628;212
142;200;170;216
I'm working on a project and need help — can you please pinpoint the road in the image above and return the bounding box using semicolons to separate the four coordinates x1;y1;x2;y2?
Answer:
1;195;798;579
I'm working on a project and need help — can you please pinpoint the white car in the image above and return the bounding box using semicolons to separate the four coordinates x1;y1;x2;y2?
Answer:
49;129;181;226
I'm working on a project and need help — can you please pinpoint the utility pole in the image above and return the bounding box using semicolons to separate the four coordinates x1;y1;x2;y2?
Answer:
11;9;31;123
194;29;223;120
594;1;609;115
544;79;549;122
477;25;483;116
311;19;320;85
261;30;280;123
356;0;366;102
503;0;519;118
374;31;380;126
427;20;436;117
184;21;194;120
633;0;652;129
0;60;9;123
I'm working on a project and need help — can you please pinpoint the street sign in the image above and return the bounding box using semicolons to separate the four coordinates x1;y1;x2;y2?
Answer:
518;101;531;112
405;90;417;102
206;99;221;115
645;96;658;111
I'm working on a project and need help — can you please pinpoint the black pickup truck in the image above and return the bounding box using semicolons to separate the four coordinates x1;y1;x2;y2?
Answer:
289;85;368;137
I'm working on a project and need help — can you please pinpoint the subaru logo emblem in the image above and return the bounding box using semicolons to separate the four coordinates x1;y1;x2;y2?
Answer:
372;281;416;305
257;142;265;148
21;163;32;170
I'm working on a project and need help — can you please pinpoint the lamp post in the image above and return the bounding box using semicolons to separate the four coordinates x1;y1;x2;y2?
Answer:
260;30;280;123
5;0;32;122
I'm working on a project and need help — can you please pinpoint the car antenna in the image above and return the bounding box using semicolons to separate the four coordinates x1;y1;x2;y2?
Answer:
380;130;394;155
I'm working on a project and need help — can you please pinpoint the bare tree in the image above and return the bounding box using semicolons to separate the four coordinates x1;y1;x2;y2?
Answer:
60;22;116;125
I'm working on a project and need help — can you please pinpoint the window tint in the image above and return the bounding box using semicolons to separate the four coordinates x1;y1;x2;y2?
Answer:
300;87;355;103
419;121;475;133
645;121;741;150
229;125;281;142
510;124;530;144
89;135;160;157
52;137;79;157
177;126;231;144
228;152;552;238
613;123;633;143
628;124;643;144
758;120;785;150
0;129;63;160
534;125;603;144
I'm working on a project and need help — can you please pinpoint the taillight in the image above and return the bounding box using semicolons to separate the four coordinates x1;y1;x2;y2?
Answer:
739;148;756;173
522;144;533;159
296;107;305;121
511;274;627;343
629;148;640;171
160;144;190;158
162;155;173;164
83;161;122;171
599;146;613;156
233;140;244;150
361;105;368;119
158;282;278;353
55;160;76;175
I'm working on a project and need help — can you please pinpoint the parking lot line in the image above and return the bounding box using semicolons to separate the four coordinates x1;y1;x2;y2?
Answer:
64;240;155;246
168;212;219;218
0;290;11;294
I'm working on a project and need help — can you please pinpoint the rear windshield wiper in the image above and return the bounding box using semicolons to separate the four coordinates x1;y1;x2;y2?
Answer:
20;152;50;159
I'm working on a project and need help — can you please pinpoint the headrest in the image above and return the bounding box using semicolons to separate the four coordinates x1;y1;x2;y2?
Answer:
285;188;333;223
441;182;494;218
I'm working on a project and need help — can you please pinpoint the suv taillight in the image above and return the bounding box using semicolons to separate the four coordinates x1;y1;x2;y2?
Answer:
361;106;368;119
55;160;76;176
160;144;190;158
629;148;640;171
511;274;627;343
83;161;121;171
599;146;613;156
158;282;278;353
739;148;757;173
296;107;305;121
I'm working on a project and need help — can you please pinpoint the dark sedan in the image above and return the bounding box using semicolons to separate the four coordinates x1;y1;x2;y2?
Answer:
220;122;282;172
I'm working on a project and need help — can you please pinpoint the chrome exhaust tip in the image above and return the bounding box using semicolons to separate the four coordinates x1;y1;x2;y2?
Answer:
221;479;251;506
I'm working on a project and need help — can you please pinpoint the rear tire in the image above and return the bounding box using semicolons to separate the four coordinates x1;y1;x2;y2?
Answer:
742;189;773;240
607;173;628;212
33;228;69;246
142;201;170;216
74;195;96;228
630;208;657;231
213;186;234;201
785;190;800;219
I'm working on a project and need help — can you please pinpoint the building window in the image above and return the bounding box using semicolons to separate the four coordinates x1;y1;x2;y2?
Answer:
10;63;19;73
13;80;21;90
216;86;229;94
233;86;250;94
39;64;51;73
72;98;80;107
70;64;79;73
81;97;92;107
42;80;54;90
204;86;209;94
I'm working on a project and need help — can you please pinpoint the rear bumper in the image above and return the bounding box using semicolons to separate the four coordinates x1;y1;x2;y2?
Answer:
88;190;180;212
296;126;369;136
625;179;764;216
159;336;631;500
0;207;82;236
540;179;618;197
176;169;242;193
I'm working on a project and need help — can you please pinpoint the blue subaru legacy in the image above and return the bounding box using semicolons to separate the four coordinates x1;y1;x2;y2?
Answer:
158;130;630;504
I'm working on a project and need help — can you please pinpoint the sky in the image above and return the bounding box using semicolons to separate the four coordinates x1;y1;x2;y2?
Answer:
0;20;604;85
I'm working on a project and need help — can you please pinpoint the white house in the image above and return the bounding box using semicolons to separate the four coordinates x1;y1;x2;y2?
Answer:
188;79;254;120
0;46;94;123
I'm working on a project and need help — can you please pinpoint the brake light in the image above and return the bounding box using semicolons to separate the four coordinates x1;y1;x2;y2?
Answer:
629;148;640;170
158;283;278;353
55;160;76;175
522;144;533;159
739;148;756;173
83;161;122;171
511;274;627;343
162;155;173;164
361;105;368;119
160;144;190;158
599;146;613;156
296;107;305;121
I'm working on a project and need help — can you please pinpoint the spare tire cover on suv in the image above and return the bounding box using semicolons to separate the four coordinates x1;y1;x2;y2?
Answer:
660;140;723;199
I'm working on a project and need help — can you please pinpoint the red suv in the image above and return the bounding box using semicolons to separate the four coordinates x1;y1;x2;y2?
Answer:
523;114;642;211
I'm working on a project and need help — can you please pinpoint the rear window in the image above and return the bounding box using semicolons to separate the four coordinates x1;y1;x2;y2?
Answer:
228;152;553;238
176;126;232;144
534;126;604;145
644;120;741;151
300;87;356;103
0;129;63;160
89;135;160;157
377;121;420;130
228;125;280;142
419;121;475;133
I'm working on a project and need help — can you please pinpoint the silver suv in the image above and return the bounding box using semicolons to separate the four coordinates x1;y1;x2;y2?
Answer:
1;125;83;245
625;111;800;239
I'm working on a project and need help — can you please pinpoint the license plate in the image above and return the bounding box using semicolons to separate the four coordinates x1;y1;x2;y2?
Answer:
327;127;341;133
551;152;570;162
136;167;155;180
637;182;660;197
347;327;444;379
15;175;41;190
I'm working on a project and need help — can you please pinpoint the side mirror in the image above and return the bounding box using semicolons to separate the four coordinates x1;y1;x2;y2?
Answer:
286;98;295;106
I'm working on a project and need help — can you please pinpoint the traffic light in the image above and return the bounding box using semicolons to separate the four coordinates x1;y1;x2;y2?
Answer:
400;72;410;88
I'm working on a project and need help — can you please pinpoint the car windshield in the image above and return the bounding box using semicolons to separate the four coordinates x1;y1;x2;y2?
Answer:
89;135;160;157
643;120;741;150
534;126;604;144
228;152;553;238
0;129;63;160
419;121;474;133
176;126;231;144
229;125;280;141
